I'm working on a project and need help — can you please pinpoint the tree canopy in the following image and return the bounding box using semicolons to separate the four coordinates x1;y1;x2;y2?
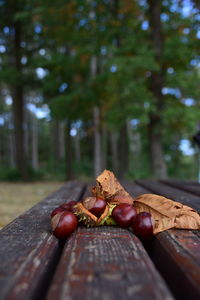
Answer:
0;0;200;180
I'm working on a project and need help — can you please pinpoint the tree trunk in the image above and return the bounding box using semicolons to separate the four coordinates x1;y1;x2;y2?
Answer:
12;21;28;179
127;120;141;175
24;105;29;160
31;113;38;170
74;129;81;163
91;55;102;177
118;123;129;179
9;130;16;168
110;131;119;174
148;0;167;179
101;125;108;170
59;121;65;160
65;120;73;180
53;120;60;162
93;106;102;177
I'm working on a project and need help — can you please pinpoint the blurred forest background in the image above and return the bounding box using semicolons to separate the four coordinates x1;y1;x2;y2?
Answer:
0;0;200;183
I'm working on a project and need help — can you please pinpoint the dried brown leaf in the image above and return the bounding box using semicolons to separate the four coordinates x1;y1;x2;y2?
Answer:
92;169;134;205
134;194;200;234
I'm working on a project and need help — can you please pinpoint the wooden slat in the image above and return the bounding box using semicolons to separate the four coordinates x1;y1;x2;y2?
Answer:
135;179;200;211
130;180;200;299
46;185;173;300
0;181;85;300
161;179;200;197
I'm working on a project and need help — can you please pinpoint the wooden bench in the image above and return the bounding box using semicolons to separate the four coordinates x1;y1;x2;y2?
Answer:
0;180;200;300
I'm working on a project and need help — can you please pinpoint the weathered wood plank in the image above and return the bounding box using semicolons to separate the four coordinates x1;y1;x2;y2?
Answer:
129;181;200;299
46;185;173;300
161;179;200;197
135;179;200;212
0;181;85;300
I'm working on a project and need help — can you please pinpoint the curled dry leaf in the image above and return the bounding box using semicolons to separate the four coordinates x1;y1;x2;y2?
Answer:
92;169;134;205
134;194;200;234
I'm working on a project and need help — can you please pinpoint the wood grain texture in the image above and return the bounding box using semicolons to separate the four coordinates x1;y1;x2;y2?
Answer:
161;179;200;197
129;181;200;299
0;181;85;300
135;179;200;211
46;226;173;300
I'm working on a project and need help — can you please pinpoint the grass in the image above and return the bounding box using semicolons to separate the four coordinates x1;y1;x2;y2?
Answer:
0;181;64;229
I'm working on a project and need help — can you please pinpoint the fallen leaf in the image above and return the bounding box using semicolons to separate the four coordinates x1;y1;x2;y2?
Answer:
92;169;134;205
134;194;200;234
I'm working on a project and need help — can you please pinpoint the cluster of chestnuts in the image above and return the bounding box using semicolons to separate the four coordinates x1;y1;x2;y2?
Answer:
51;197;153;240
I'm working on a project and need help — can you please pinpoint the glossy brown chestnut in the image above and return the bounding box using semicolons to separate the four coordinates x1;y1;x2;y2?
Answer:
51;201;77;218
112;203;137;228
132;212;153;239
60;201;77;212
51;211;78;239
51;207;66;218
89;197;107;217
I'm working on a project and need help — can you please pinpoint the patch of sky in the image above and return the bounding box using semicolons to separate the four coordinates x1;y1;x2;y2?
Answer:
197;30;200;39
167;67;174;74
70;128;77;137
183;28;190;34
0;45;6;53
36;67;48;79
59;83;68;93
70;121;83;137
34;24;42;34
74;120;82;129
110;65;117;73
130;119;140;128
179;139;195;156
3;27;9;34
79;19;87;27
101;46;107;55
190;59;200;67
169;0;196;17
161;13;169;22
21;56;27;64
162;87;181;98
5;95;12;105
139;0;147;6
27;103;50;120
0;117;5;126
39;48;46;56
181;98;195;106
141;20;149;30
181;0;195;17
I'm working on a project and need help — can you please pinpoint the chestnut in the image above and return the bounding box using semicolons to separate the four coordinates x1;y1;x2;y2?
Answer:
51;211;78;239
60;201;77;212
51;201;77;218
89;197;107;217
112;203;137;228
51;207;66;218
132;212;153;239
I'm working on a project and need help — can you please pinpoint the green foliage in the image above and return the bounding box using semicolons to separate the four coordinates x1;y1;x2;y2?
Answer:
0;0;200;180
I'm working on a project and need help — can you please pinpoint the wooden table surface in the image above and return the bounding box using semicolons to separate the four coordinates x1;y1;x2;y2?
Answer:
0;180;200;300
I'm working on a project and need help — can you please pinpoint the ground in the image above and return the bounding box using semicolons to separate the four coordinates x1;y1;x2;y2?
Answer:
0;182;64;229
